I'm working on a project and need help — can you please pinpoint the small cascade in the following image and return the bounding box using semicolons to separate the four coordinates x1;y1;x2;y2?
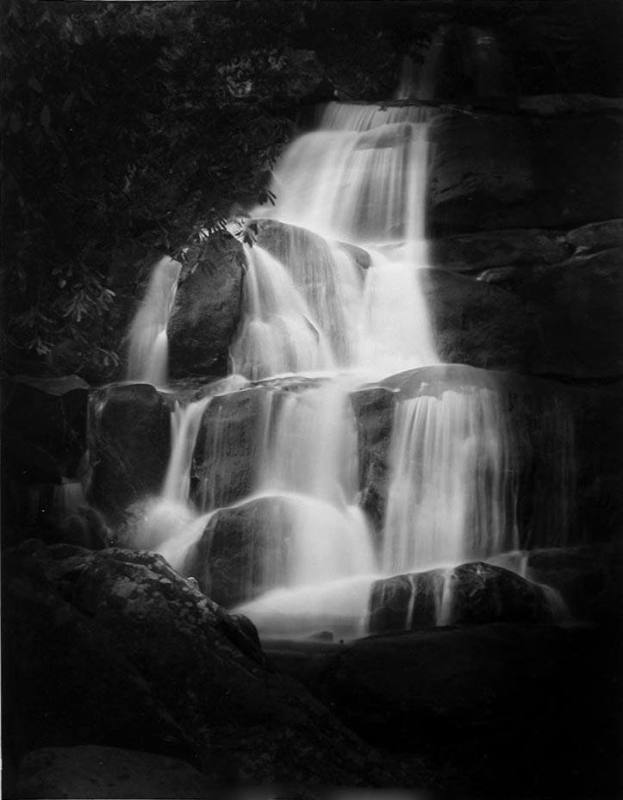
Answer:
231;245;335;379
256;223;364;365
223;379;377;621
382;386;517;573
263;104;432;243
257;380;360;507
127;256;181;387
162;396;212;504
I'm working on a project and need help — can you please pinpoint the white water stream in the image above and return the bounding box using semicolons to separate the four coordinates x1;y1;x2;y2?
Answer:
124;93;567;636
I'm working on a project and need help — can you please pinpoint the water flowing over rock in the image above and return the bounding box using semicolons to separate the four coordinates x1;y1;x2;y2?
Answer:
126;256;181;388
105;73;610;638
368;562;556;634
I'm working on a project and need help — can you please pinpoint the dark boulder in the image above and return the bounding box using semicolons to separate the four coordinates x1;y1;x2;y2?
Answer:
86;383;171;524
167;232;245;379
16;746;216;800
184;496;292;606
368;562;555;634
3;541;400;786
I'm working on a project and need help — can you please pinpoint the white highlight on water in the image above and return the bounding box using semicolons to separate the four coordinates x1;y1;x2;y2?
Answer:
126;256;181;387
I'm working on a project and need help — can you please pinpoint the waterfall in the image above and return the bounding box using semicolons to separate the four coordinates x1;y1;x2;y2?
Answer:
126;256;181;387
231;245;336;379
382;386;518;573
116;78;572;638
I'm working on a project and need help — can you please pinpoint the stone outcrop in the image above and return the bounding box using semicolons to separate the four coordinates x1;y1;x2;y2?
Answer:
167;232;246;379
86;383;171;524
3;542;401;788
368;561;555;634
183;496;291;606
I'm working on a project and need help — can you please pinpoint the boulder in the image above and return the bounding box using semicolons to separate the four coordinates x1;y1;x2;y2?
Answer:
3;541;400;786
368;562;555;634
167;232;245;379
86;383;171;524
16;746;215;800
183;496;291;606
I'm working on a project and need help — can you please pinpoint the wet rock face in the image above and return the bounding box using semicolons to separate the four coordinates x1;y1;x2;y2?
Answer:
368;561;554;634
167;232;245;380
184;496;291;606
86;383;171;524
191;387;265;511
3;541;397;786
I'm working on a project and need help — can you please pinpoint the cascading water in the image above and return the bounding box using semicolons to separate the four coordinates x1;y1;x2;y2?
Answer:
126;256;181;387
120;76;568;637
382;386;518;574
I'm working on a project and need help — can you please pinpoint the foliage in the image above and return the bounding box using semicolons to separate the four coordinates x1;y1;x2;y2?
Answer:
0;0;403;381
